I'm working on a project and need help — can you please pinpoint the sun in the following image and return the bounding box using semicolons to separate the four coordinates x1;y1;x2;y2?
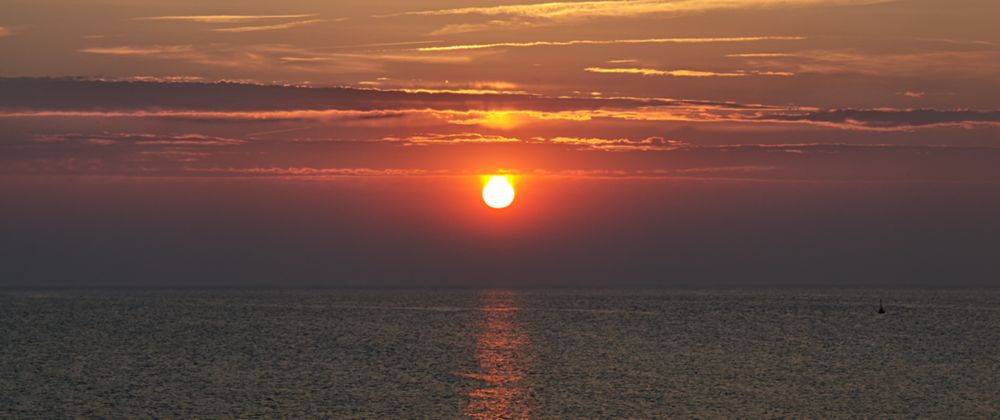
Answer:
482;175;516;209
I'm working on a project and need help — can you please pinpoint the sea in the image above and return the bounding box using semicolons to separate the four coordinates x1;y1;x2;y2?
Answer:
1;289;997;418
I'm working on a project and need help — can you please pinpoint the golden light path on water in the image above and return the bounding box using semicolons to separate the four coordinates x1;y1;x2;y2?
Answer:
460;290;532;419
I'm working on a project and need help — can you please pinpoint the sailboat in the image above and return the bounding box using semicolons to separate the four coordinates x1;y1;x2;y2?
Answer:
878;299;886;314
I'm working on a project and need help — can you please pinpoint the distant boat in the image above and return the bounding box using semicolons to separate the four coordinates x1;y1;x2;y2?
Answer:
878;299;886;314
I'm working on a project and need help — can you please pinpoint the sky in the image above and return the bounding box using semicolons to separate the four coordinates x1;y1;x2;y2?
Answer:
1;0;998;287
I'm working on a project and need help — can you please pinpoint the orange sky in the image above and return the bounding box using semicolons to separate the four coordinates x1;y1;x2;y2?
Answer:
1;0;998;108
1;0;999;286
1;0;999;179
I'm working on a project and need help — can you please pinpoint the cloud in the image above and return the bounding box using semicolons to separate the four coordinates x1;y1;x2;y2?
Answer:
78;44;285;69
103;75;207;83
381;133;686;151
0;77;792;113
385;133;521;145
548;136;687;151
585;67;794;77
670;165;777;175
0;107;723;127
387;83;529;95
403;0;894;33
2;78;998;132
76;43;483;72
405;0;891;19
34;133;245;147
2;132;250;174
0;109;416;123
748;50;1000;77
184;167;448;177
900;91;926;98
419;108;1000;132
136;15;316;23
763;109;1000;130
417;36;804;52
212;19;325;33
6;118;1000;182
9;107;997;132
427;20;529;36
184;166;781;178
277;50;482;65
727;53;794;58
78;45;196;56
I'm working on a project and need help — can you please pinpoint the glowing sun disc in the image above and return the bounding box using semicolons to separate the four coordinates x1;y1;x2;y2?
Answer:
482;175;515;209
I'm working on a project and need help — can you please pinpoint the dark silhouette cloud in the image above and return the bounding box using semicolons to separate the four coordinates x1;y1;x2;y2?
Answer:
3;78;997;133
0;77;796;113
766;109;1000;129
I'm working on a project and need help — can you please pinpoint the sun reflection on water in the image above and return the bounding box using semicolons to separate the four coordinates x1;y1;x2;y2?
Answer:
460;290;532;419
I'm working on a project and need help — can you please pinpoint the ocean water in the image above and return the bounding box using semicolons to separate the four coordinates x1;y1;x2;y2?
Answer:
1;289;997;418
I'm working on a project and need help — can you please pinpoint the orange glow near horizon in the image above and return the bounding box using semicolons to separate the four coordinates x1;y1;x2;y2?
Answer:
482;175;516;209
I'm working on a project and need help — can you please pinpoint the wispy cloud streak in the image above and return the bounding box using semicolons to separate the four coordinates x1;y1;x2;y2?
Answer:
184;167;450;177
34;133;245;147
385;133;522;145
549;136;686;151
136;15;316;23
403;0;894;33
76;44;480;69
382;133;684;151
727;53;794;58
585;67;794;77
78;46;195;56
418;36;804;52
212;19;325;33
405;0;893;19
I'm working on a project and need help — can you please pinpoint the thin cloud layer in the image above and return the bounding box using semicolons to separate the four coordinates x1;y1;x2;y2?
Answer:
743;50;1000;77
3;0;995;112
404;0;895;33
417;36;804;52
1;79;997;132
0;78;790;112
765;109;1000;129
0;78;997;181
136;15;317;23
585;67;794;77
382;133;685;151
212;19;326;33
184;167;447;176
6;130;1000;182
34;132;245;147
405;0;893;19
76;43;483;73
548;136;686;151
727;53;795;58
385;133;522;145
78;45;196;56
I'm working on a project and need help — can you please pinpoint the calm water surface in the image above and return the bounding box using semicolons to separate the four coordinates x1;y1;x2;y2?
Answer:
1;289;997;417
